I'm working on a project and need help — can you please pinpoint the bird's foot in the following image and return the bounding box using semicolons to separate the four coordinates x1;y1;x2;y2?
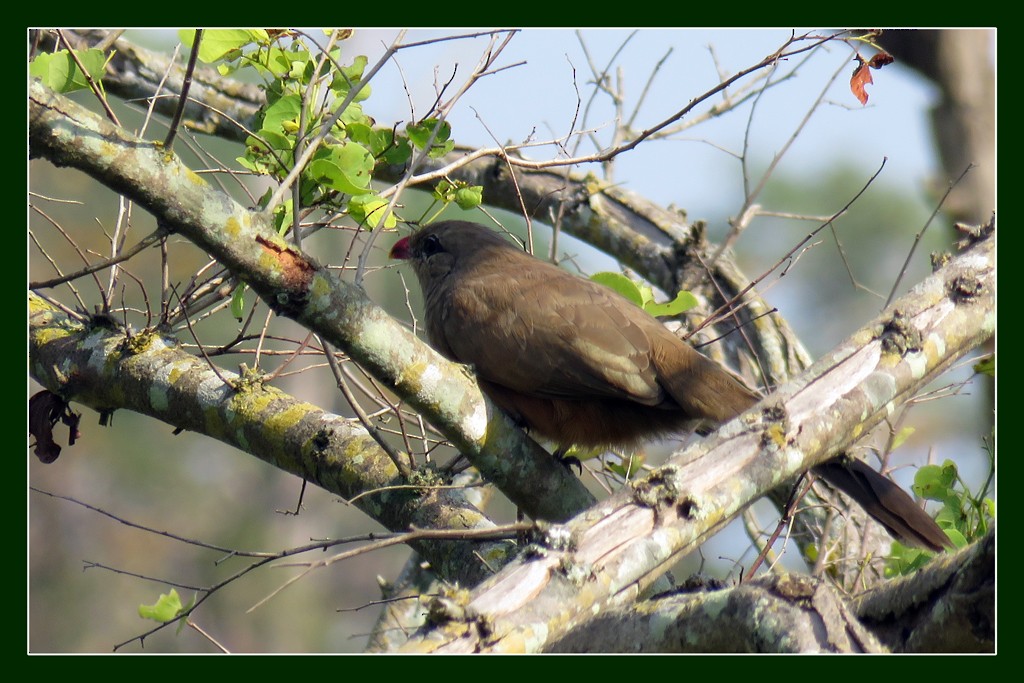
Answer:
552;447;583;475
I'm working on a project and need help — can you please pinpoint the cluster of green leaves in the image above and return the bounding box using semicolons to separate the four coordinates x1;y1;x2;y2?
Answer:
32;30;484;235
590;272;698;318
885;452;995;576
30;46;109;94
178;29;479;232
417;179;485;225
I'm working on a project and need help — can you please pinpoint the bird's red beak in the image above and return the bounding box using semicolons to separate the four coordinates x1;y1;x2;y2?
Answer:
389;236;412;260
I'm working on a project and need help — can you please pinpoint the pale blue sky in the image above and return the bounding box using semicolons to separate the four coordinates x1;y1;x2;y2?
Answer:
344;28;942;220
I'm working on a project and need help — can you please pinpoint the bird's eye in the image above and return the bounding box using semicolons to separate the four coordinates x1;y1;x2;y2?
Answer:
421;234;444;257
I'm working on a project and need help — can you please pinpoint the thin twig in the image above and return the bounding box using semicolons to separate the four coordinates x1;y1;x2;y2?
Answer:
248;522;531;613
164;29;202;152
692;158;888;338
883;163;974;308
55;29;121;126
744;476;813;581
30;205;106;307
714;54;849;265
170;284;234;388
357;33;520;283
321;337;415;478
185;620;230;653
30;487;277;558
31;226;164;293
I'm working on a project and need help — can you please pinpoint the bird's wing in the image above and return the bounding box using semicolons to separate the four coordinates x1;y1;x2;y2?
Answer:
441;264;669;405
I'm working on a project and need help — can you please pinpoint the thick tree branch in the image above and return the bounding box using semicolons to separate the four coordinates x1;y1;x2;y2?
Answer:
880;29;994;225
28;292;510;588
45;29;264;142
30;79;594;525
541;528;994;653
544;573;886;653
854;528;994;653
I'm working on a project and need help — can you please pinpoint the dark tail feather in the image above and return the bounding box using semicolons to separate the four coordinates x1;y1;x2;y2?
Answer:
813;458;953;553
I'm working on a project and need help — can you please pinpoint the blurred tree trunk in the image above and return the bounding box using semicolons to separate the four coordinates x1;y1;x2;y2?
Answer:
880;29;995;226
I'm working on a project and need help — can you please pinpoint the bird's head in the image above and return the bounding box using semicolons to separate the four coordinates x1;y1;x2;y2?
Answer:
389;221;518;285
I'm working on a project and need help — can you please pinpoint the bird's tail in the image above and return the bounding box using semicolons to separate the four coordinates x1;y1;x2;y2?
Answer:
660;348;952;552
655;342;763;425
813;458;953;552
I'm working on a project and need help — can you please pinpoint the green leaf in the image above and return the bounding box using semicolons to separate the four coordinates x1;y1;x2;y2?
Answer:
944;527;967;548
336;102;369;127
344;55;368;81
605;453;644;480
272;199;294;235
380;135;412;166
138;588;184;623
288;53;312;82
935;501;960;525
938;459;959;485
804;543;819;564
243;130;294;176
30;49;107;93
454;186;483;210
890;426;916;450
884;544;934;577
332;55;370;101
230;283;246;320
331;141;374;190
606;462;628;478
255;130;294;154
345;122;375;146
306;141;374;195
347;124;410;164
306;159;344;190
407;119;454;157
591;272;644;307
559;444;603;462
913;463;956;501
432;179;456;202
260;94;303;136
235;155;260;173
643;290;699;318
636;284;655;307
179;29;268;63
348;194;396;229
264;46;296;79
974;355;994;376
591;272;697;318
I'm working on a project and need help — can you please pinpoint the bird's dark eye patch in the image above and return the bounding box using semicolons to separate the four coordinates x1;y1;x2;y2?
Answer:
421;233;444;257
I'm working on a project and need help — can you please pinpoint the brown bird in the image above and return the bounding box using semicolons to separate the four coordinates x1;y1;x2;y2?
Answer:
390;220;952;552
